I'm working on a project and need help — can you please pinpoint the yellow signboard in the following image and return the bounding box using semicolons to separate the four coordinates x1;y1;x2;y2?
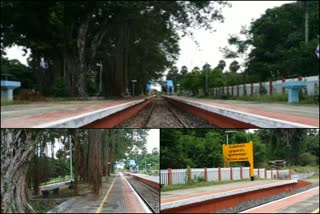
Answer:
222;141;254;179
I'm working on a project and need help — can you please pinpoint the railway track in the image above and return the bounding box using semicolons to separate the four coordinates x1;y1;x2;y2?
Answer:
116;97;213;128
125;175;160;213
145;97;187;128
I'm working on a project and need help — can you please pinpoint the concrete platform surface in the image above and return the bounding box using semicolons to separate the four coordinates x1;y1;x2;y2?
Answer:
241;186;319;213
1;97;148;128
166;96;319;128
161;180;295;209
127;173;159;184
62;173;150;213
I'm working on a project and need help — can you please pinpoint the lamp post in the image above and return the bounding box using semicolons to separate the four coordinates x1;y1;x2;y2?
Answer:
177;83;180;95
96;63;103;95
69;135;73;181
225;130;237;167
131;80;137;96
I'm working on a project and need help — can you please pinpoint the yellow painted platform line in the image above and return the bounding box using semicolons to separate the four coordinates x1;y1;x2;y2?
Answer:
96;174;118;213
312;208;319;213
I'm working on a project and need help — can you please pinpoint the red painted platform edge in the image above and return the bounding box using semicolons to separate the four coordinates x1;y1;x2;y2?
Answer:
126;173;160;190
165;97;258;128
83;97;153;128
161;180;311;213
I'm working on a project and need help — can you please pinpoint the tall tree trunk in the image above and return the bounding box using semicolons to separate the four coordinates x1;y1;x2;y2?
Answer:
1;129;36;213
31;143;40;195
88;130;102;195
72;129;80;194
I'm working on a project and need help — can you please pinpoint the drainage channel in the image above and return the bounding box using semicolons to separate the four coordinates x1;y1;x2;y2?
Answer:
116;97;214;128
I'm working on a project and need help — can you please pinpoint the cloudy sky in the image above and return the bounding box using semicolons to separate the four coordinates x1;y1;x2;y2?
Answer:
175;1;290;72
146;129;159;153
4;1;290;71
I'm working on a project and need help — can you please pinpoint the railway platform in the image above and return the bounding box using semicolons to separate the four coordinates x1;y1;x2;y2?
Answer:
164;96;319;128
59;173;151;213
1;96;153;128
241;186;319;213
161;179;311;213
125;172;160;190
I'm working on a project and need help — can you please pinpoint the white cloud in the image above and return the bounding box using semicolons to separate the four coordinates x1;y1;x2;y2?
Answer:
175;1;290;71
4;45;30;66
146;129;159;153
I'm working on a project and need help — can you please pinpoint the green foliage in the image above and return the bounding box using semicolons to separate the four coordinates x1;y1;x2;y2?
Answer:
298;152;317;166
161;129;319;170
1;57;35;89
259;86;267;96
223;1;319;82
51;79;70;97
2;1;227;97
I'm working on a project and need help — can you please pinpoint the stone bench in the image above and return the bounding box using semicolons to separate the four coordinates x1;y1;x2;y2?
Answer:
281;81;306;103
41;187;59;197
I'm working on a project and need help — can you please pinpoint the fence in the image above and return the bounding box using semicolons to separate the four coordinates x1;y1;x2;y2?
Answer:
160;167;291;186
207;75;319;97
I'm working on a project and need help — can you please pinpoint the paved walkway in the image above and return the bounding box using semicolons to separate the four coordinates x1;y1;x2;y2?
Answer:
242;187;319;213
161;180;288;204
127;173;159;184
1;97;147;128
170;96;319;127
63;173;149;213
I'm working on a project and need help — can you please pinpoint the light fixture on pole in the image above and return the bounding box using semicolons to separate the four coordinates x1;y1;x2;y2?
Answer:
69;135;73;182
225;130;237;167
96;63;103;95
131;80;137;96
177;83;180;95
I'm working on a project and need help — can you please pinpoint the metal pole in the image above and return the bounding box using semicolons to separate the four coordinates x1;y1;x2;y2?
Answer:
304;2;309;43
226;133;229;167
69;136;73;181
99;63;102;94
206;69;208;96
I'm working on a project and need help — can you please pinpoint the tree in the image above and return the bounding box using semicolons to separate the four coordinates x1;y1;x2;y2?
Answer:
180;65;188;76
229;60;240;73
222;1;319;82
1;129;37;213
2;1;228;97
214;60;226;72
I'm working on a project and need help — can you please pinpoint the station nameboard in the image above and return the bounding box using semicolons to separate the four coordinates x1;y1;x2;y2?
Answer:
222;141;254;180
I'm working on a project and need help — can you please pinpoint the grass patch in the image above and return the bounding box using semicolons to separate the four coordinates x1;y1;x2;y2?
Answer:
203;94;318;104
232;94;288;103
30;201;51;213
161;178;267;192
288;165;319;173
1;100;32;106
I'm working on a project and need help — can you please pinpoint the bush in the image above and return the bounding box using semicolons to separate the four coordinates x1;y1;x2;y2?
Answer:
298;152;317;166
51;79;70;97
15;89;46;101
259;85;267;95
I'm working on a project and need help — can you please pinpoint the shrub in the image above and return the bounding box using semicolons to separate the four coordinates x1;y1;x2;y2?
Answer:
51;79;70;97
259;85;267;95
298;152;317;166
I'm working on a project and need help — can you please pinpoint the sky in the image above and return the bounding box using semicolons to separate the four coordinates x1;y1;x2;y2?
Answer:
46;129;159;158
4;1;289;72
175;1;290;72
146;129;159;153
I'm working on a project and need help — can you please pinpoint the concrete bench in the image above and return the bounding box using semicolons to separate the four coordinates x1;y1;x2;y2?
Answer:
1;80;21;101
281;81;306;103
41;187;59;197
